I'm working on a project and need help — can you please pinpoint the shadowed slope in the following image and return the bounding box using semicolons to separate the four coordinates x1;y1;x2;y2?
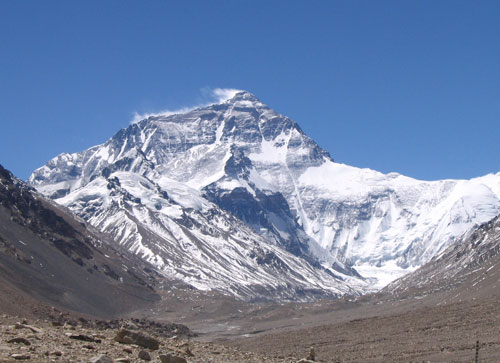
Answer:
0;164;160;318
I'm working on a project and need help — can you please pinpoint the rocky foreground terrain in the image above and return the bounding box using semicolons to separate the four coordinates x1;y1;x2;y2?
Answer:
0;312;316;363
3;294;500;363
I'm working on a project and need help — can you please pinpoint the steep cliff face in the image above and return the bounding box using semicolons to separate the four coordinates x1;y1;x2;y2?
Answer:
30;91;500;294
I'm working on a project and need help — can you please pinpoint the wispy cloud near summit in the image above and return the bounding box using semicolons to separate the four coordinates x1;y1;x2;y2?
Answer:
131;88;242;124
212;88;242;102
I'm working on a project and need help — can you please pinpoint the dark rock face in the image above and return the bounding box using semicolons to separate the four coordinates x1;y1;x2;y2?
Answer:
203;144;315;262
203;184;310;259
224;147;252;179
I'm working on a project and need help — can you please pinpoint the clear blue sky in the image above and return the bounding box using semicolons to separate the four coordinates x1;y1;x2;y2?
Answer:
1;1;499;181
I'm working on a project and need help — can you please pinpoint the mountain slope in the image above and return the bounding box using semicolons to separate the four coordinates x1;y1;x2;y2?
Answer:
0;164;160;317
383;213;500;302
45;169;364;300
29;91;500;292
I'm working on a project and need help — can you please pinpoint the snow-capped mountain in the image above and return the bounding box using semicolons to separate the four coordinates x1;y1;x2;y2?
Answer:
29;91;500;296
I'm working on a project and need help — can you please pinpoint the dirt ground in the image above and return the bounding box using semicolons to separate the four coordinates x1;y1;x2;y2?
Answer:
224;297;500;362
119;285;500;362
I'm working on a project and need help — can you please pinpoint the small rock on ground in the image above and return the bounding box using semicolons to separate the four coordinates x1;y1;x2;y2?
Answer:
159;353;187;363
138;349;152;361
7;337;31;345
11;353;31;360
89;354;113;363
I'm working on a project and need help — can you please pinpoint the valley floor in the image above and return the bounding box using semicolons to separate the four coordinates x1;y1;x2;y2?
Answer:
2;286;500;362
224;297;500;362
99;287;500;362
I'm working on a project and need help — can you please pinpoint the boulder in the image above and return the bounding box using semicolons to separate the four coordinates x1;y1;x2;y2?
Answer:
114;329;160;350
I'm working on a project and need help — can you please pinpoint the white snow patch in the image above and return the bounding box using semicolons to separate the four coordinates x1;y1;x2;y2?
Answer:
355;261;417;290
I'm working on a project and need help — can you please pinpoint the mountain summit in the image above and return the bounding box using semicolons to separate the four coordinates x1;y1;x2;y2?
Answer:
30;91;500;297
226;90;262;102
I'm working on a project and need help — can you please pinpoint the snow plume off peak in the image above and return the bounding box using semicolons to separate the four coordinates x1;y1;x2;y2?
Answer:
212;88;243;102
131;87;244;124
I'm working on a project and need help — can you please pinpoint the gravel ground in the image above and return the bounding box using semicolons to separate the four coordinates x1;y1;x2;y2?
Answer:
0;315;303;363
226;297;500;362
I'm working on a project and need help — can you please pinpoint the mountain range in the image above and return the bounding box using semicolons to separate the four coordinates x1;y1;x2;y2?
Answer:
27;90;500;299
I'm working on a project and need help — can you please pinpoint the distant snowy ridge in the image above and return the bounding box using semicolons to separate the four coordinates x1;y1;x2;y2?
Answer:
30;91;500;296
384;214;500;302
